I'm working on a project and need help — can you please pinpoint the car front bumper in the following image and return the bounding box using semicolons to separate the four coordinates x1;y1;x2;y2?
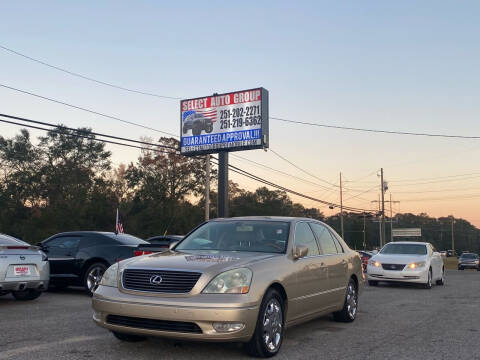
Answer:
367;265;428;284
92;285;259;342
458;263;479;269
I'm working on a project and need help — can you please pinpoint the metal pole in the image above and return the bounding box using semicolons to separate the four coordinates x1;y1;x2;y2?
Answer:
218;152;229;218
205;154;210;221
380;168;386;247
451;217;455;252
340;172;344;239
378;194;381;248
363;213;366;250
390;193;393;243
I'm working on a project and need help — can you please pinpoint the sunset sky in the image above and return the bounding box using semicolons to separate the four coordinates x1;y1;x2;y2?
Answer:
1;1;479;226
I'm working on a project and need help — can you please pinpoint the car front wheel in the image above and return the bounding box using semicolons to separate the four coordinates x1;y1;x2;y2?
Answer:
245;289;284;358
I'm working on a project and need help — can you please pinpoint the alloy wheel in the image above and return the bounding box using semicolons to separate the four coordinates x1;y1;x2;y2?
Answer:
262;298;283;352
346;283;358;319
87;266;105;293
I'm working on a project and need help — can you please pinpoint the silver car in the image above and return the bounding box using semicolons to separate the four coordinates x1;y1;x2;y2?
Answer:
0;234;50;300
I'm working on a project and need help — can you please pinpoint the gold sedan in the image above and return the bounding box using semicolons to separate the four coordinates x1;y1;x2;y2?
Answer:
92;217;364;357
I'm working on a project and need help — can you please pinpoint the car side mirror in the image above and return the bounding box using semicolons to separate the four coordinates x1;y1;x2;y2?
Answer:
293;245;309;259
169;241;179;250
433;251;440;257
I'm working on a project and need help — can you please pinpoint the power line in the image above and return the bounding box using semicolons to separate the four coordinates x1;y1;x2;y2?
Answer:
3;43;479;142
390;172;480;183
1;115;376;214
230;153;337;193
269;148;340;188
270;116;480;140
0;44;181;100
0;118;176;155
0;83;178;137
0;113;177;151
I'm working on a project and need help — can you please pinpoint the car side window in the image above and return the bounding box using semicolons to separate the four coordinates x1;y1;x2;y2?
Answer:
46;236;81;250
294;222;319;256
310;223;338;255
331;233;345;253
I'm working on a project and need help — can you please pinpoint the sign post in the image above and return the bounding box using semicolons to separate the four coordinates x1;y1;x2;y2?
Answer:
180;88;269;218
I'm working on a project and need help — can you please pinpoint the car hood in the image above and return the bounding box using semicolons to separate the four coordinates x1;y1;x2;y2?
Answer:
372;253;427;264
122;250;281;273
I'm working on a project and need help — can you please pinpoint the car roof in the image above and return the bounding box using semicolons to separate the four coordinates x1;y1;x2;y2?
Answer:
384;241;429;245
147;235;183;240
210;216;318;223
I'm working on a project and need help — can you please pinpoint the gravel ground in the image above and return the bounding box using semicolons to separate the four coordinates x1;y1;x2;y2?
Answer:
1;270;479;360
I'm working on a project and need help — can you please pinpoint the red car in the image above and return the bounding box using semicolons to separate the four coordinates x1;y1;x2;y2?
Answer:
357;251;373;272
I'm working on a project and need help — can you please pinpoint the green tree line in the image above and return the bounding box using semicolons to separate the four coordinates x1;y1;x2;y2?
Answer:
1;127;479;253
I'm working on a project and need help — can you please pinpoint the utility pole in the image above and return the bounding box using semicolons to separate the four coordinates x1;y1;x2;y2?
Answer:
340;172;344;239
363;212;366;250
451;217;455;252
205;154;210;221
380;168;386;248
218;152;229;218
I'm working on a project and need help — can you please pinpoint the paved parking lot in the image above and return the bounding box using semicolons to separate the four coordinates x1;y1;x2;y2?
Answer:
1;270;479;360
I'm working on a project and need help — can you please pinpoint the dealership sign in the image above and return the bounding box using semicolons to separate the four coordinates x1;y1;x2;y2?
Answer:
392;228;422;237
180;88;269;155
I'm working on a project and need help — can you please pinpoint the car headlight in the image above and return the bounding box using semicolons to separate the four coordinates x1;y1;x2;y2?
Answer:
407;261;426;270
368;260;381;267
203;268;252;294
99;263;119;287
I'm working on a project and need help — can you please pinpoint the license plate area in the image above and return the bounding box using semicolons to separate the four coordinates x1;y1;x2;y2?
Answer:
14;265;31;276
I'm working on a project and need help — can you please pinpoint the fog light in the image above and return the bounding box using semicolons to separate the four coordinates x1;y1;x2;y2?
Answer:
212;322;245;333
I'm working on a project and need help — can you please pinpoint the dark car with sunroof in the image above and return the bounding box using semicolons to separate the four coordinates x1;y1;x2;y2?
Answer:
39;232;147;295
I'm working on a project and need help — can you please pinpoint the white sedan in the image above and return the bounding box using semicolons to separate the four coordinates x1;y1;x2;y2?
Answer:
367;241;444;289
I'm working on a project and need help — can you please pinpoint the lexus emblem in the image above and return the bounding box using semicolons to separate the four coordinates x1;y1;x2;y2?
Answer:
20;256;25;260
149;275;163;285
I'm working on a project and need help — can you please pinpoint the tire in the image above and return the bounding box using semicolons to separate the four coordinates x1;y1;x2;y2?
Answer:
477;267;480;272
333;278;358;323
12;289;42;301
205;123;213;133
245;289;285;358
424;268;433;289
192;123;201;136
84;263;107;296
459;267;464;271
368;280;378;286
112;331;147;342
436;267;445;286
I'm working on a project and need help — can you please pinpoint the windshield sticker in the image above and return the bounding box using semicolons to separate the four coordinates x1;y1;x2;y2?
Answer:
185;255;240;263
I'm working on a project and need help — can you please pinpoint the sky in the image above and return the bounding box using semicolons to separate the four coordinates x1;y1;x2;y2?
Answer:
1;1;480;226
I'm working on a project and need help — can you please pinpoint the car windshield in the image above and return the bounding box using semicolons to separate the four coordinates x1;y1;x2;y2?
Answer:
176;220;290;253
461;254;478;259
380;243;427;255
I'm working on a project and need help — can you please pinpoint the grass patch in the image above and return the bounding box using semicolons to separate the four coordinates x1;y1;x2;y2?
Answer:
443;256;458;270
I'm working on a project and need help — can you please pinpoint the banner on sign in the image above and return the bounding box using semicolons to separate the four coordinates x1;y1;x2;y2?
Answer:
180;88;269;155
392;228;422;237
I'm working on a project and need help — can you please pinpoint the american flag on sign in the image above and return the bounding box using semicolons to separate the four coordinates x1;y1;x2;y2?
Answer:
115;208;124;234
182;108;217;122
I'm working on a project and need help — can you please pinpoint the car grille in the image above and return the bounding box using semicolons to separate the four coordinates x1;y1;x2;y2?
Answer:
106;315;202;333
122;268;201;293
381;263;405;271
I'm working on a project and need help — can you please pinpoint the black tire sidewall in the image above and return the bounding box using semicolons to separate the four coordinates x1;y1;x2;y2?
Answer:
248;289;285;357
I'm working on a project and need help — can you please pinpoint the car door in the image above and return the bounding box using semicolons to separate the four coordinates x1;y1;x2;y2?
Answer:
290;221;330;320
43;236;81;277
310;223;348;307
